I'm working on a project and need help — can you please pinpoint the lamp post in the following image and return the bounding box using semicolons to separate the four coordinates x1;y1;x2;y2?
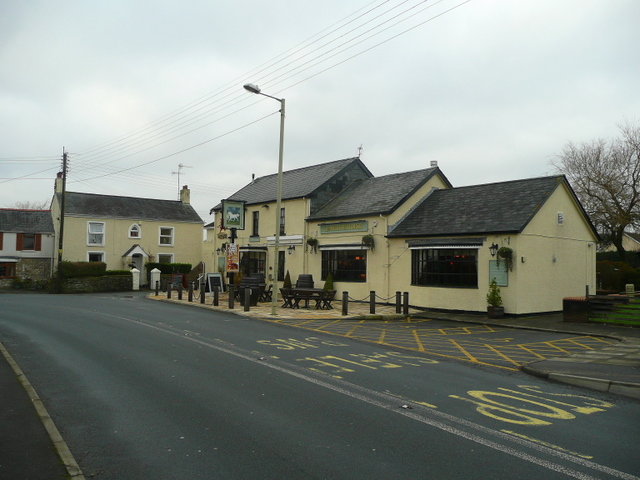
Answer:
243;83;285;316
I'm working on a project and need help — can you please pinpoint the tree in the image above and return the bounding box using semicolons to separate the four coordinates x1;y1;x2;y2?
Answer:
554;121;640;261
9;199;50;210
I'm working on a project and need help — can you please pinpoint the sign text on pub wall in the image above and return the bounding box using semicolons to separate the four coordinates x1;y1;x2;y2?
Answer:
320;221;369;234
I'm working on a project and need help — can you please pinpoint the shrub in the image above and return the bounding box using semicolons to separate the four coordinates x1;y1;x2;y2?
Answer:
59;261;106;278
104;270;132;276
323;272;334;291
596;261;640;292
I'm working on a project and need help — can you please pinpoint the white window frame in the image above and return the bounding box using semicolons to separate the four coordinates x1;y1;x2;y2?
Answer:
129;223;142;239
157;253;174;264
159;226;174;246
87;251;105;262
87;222;105;246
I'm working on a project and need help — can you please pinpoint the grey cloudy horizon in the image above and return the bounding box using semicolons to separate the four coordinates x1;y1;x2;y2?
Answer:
1;0;638;222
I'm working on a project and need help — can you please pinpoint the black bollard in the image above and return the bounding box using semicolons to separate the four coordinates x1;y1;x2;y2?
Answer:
213;285;219;306
370;290;376;314
177;284;183;300
228;286;234;309
188;283;193;302
200;280;206;304
395;291;401;313
155;280;159;296
167;283;172;299
403;291;409;315
244;288;251;312
342;291;348;316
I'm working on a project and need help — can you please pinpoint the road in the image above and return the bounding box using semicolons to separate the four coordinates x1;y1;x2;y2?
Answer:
1;293;638;479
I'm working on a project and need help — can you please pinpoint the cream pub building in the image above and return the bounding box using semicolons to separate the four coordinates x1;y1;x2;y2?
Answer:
207;157;598;315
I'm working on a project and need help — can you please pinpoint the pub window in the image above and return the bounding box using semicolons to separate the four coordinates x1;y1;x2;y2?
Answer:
158;253;173;263
278;250;285;281
239;250;266;276
88;252;104;262
129;224;141;238
252;211;259;237
321;250;367;282
411;248;478;288
279;208;285;236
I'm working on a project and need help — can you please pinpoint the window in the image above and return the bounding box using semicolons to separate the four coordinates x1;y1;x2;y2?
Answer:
279;208;285;236
240;250;266;276
129;224;141;238
88;222;105;246
321;250;367;282
159;227;174;246
16;233;41;251
252;211;259;237
158;253;173;263
411;248;478;288
88;252;104;262
0;263;16;278
278;250;285;281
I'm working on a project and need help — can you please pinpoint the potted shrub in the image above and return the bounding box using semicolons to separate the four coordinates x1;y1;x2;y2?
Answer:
496;247;514;272
323;272;334;291
362;234;375;251
486;278;504;318
306;237;319;253
283;270;292;289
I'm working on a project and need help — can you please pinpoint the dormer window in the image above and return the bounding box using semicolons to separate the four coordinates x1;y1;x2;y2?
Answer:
129;224;141;238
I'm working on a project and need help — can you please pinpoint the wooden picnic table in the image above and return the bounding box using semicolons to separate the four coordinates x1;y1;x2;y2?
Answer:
280;288;336;310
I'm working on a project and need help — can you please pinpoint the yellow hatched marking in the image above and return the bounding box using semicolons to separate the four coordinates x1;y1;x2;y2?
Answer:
378;329;387;344
344;325;361;337
448;339;479;363
517;344;546;359
412;330;426;352
485;345;521;367
544;341;571;354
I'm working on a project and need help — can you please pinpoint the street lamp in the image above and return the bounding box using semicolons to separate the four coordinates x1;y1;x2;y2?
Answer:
243;83;285;316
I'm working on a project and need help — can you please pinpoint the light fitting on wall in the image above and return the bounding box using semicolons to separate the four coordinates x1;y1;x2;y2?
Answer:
489;243;499;257
216;243;227;255
287;245;296;255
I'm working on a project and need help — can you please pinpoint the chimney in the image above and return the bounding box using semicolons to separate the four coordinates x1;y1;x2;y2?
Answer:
430;160;438;168
180;185;190;204
55;172;64;193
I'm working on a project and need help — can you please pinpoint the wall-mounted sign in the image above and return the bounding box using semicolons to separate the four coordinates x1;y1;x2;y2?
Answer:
320;220;368;234
226;243;239;273
489;260;508;287
221;199;245;230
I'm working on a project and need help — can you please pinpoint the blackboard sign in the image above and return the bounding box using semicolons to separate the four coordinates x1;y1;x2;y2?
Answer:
170;273;184;289
206;273;225;293
489;260;508;287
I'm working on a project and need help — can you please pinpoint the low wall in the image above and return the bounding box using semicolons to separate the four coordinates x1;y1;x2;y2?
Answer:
60;275;133;294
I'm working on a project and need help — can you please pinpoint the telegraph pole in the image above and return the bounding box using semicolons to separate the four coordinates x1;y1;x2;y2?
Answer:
56;148;68;292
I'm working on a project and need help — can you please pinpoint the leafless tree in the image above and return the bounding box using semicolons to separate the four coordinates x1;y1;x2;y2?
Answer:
9;199;50;210
554;120;640;261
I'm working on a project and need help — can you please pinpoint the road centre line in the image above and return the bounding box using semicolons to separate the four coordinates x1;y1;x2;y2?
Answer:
76;307;638;480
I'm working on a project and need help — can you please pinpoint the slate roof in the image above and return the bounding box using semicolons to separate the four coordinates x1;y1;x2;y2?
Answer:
388;175;583;238
215;157;371;209
59;192;203;223
308;167;450;221
0;209;54;233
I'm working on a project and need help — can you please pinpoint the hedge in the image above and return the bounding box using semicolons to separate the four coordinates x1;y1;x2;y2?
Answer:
59;261;107;278
146;263;192;275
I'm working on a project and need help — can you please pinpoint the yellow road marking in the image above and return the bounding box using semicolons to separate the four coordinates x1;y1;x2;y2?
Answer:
448;339;479;363
485;344;521;367
412;330;426;352
501;430;593;459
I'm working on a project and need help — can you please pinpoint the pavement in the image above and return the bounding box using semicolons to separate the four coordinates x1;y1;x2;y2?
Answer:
1;290;638;479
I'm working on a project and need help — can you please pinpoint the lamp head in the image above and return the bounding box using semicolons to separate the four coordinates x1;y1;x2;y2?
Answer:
243;83;261;94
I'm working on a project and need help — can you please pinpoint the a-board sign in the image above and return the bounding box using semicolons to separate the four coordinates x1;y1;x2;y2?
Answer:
206;273;225;293
170;273;184;289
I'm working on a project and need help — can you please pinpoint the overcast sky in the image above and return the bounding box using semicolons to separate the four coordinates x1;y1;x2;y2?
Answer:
1;0;639;222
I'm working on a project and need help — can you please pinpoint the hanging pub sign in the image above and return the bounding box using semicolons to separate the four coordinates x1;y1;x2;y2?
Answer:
221;199;246;230
226;243;239;273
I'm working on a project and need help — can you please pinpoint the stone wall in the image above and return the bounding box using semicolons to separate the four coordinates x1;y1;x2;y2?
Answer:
60;275;133;294
18;258;52;281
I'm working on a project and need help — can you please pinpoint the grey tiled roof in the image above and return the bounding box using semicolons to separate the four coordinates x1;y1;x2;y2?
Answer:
388;176;571;237
60;192;203;223
308;167;449;220
221;157;371;207
0;209;54;233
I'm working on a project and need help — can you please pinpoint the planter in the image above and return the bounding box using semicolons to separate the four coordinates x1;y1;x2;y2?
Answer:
487;306;505;318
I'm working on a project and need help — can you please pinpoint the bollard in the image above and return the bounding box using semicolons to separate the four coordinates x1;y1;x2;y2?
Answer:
178;284;183;300
200;280;206;304
342;291;349;316
228;286;234;309
244;288;251;312
395;291;401;313
213;285;219;306
188;283;193;302
167;283;172;299
155;280;159;296
403;291;409;316
370;291;376;314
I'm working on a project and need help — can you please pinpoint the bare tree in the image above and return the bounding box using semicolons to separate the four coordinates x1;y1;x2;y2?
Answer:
554;120;640;261
9;199;50;210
